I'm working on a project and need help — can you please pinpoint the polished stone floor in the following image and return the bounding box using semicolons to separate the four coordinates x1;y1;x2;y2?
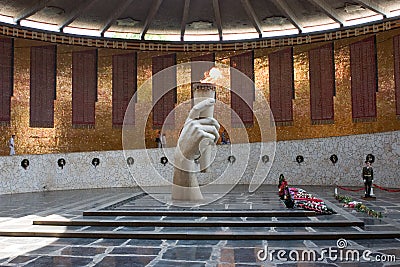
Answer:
0;185;399;266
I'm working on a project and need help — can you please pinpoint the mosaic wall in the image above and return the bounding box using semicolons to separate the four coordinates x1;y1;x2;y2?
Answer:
1;28;400;156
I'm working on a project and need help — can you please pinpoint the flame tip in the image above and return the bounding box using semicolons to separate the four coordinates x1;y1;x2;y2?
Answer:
200;67;222;83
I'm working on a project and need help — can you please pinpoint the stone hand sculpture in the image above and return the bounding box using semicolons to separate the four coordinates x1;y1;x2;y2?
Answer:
172;98;220;201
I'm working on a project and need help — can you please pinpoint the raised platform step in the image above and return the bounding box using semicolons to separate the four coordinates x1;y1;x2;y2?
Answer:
82;210;316;217
32;219;364;228
0;230;398;240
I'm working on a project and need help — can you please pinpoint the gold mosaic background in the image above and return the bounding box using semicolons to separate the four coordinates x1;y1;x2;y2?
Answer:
1;28;400;156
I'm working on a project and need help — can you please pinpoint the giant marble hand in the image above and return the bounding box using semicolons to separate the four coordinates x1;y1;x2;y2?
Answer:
172;98;220;201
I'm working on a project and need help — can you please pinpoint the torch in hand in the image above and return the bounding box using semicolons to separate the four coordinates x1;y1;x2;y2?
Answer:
192;67;221;172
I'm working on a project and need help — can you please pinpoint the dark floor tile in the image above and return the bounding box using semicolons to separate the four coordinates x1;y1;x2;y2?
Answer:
152;260;205;267
267;240;306;248
275;227;308;232
230;264;265;267
205;217;243;221
94;255;155;267
353;239;400;248
226;204;252;209
327;250;388;265
311;239;356;248
8;255;37;264
92;238;129;246
335;261;384;267
276;264;337;267
162;247;212;261
315;215;347;221
243;217;273;221
312;226;360;232
225;240;264;247
160;216;200;221
117;216;162;221
275;217;312;221
369;201;395;206
24;256;93;267
160;227;222;233
110;247;161;256
125;239;163;246
200;204;226;210
364;225;398;231
232;247;262;263
63;226;87;231
176;240;220;246
26;245;65;255
385;214;400;219
363;218;388;225
227;227;271;232
60;246;106;256
375;248;400;259
81;216;119;220
118;227;156;232
49;238;99;246
85;226;120;231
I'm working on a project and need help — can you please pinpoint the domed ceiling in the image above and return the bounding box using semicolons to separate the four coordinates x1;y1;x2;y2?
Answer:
0;0;399;41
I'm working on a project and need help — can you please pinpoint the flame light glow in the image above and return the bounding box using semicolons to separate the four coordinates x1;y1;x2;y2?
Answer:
200;67;222;83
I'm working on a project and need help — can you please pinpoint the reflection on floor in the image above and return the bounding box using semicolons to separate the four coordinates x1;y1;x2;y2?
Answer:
0;185;399;266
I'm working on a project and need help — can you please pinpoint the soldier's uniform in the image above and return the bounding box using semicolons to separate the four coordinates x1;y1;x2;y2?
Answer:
362;162;374;197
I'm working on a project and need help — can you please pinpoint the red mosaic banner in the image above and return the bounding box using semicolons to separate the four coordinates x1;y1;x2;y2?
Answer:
112;52;137;127
72;49;97;128
30;45;56;128
269;47;294;126
0;38;13;126
309;43;335;124
350;36;377;122
230;51;254;127
152;54;177;128
394;34;400;118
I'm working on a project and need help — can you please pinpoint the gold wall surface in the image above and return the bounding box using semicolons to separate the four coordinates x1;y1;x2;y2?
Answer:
1;28;400;155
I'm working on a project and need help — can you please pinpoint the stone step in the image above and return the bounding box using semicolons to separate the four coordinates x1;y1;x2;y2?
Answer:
33;219;364;228
0;230;398;240
82;210;316;217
